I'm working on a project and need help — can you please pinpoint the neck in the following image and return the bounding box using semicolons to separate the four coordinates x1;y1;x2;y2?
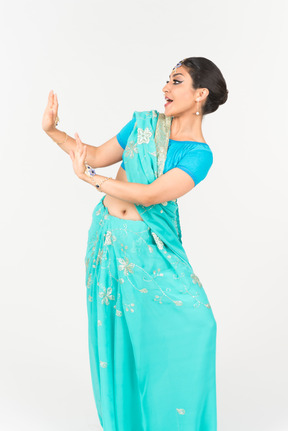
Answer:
169;111;205;142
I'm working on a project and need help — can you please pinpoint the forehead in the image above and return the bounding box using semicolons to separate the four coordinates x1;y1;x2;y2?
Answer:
169;66;186;78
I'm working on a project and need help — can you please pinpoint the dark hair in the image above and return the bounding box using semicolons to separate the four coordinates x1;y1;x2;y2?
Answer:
180;57;229;115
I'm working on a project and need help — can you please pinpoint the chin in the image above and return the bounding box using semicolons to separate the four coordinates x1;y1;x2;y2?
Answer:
164;105;178;117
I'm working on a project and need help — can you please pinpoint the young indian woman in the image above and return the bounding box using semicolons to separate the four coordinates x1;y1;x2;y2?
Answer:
42;56;228;431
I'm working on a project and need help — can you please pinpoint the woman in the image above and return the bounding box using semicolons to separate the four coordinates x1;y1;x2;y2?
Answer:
42;56;228;431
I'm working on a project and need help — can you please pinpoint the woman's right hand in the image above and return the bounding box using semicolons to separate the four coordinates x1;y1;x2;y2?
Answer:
42;90;59;133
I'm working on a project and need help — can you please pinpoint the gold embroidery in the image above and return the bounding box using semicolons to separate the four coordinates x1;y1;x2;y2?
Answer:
151;232;164;250
137;127;153;145
87;273;92;289
104;230;117;245
191;273;203;287
125;142;138;159
117;257;135;275
85;194;213;310
154;112;172;177
99;287;115;305
124;302;135;312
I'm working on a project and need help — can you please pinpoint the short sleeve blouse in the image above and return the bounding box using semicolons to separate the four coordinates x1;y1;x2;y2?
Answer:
116;117;213;187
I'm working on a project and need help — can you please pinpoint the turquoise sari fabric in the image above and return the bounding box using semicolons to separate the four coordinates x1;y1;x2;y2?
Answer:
85;110;217;430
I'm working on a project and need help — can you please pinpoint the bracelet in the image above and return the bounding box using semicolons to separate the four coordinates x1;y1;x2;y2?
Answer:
93;176;113;192
52;132;68;145
84;161;113;192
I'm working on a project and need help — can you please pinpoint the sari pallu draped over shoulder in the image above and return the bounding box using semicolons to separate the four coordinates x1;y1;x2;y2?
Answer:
123;109;211;308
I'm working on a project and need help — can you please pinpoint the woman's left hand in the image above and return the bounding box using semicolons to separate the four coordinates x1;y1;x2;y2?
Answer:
69;132;88;178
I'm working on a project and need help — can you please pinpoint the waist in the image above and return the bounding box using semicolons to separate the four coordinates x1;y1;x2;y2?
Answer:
102;195;144;221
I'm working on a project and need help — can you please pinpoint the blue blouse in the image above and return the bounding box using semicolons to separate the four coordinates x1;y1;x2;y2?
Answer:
116;117;213;187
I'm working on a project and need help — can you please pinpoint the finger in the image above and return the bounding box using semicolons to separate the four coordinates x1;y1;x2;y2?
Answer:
75;135;80;155
75;133;81;150
48;90;53;109
53;93;57;108
78;137;84;154
75;132;81;143
80;145;87;160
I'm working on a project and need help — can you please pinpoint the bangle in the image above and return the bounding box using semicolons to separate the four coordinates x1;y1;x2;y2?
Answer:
53;132;68;145
93;176;113;192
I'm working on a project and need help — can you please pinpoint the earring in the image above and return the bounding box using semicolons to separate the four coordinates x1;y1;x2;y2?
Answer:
196;98;200;116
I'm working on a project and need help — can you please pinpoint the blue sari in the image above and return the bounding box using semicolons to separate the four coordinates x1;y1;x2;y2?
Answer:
85;110;217;431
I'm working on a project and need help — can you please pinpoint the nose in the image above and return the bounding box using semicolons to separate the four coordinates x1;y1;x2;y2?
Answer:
162;83;169;94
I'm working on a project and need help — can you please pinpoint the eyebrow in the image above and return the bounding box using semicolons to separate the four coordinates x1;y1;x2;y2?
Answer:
169;73;184;78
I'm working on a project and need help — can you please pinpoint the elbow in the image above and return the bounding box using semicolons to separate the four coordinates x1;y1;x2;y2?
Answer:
140;196;152;207
141;188;157;207
140;187;154;207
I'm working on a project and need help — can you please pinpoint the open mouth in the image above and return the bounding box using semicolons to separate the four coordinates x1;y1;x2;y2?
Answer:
165;99;173;106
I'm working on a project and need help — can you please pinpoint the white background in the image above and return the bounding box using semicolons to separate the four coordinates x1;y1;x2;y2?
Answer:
1;0;287;430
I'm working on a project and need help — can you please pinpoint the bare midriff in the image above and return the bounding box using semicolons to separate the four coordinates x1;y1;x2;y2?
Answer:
102;166;144;221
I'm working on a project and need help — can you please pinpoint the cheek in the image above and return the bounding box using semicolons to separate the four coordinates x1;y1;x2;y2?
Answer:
177;88;193;104
180;93;193;106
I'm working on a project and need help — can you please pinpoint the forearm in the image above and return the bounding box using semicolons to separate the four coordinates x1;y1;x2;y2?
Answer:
80;173;151;207
46;128;97;167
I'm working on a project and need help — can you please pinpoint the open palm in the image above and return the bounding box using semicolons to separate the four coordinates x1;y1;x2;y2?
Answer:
69;132;87;178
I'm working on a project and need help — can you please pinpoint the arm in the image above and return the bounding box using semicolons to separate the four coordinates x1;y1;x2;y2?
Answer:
71;129;200;207
46;129;124;168
80;168;196;206
42;90;124;168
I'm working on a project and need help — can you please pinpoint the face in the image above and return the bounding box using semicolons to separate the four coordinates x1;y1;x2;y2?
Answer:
162;65;205;116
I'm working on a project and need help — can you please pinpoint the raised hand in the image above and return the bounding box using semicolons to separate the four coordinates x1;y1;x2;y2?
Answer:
42;90;59;133
69;132;88;178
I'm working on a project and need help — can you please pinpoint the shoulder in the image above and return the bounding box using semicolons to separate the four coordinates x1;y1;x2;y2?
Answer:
180;142;213;158
176;144;213;186
189;143;213;162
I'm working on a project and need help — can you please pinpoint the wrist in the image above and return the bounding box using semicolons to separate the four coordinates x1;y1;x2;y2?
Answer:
46;128;67;145
79;172;100;185
79;172;94;183
45;127;58;138
79;173;113;191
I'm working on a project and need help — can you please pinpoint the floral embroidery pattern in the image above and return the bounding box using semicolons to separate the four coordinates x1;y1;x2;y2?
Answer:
84;111;216;430
85;204;211;310
137;127;153;144
99;287;115;305
125;141;138;159
85;110;213;311
95;249;107;266
117;257;135;275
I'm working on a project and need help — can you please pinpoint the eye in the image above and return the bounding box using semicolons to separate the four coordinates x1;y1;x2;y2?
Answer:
165;80;182;84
